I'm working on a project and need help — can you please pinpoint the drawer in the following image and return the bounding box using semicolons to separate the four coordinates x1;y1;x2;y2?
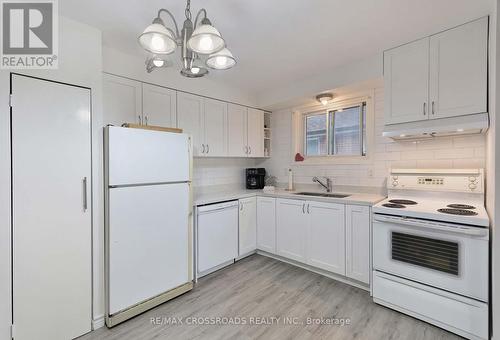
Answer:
373;271;488;340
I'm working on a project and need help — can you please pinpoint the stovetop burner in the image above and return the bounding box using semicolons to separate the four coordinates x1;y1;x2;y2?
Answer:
447;204;476;210
389;199;417;205
382;203;406;208
438;208;478;216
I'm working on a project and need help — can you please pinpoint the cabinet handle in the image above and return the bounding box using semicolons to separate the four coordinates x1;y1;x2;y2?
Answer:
240;202;243;211
82;177;88;211
423;102;426;116
307;203;310;214
206;144;209;154
202;144;205;154
249;146;252;155
431;101;435;115
145;115;148;125
244;146;248;154
138;115;142;125
302;203;305;214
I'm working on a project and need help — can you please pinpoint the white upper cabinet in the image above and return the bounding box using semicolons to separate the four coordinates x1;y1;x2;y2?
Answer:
307;201;346;275
345;205;370;284
276;198;308;263
103;74;142;126
247;108;265;157
177;92;204;157
203;98;228;157
384;17;488;125
142;83;177;128
227;104;248;157
257;197;276;254
384;37;430;125
239;197;257;256
429;17;488;119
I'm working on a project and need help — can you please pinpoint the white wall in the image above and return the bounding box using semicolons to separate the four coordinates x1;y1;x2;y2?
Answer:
0;17;103;339
260;85;486;189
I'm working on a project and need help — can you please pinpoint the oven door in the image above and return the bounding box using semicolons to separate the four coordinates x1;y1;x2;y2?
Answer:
373;214;489;302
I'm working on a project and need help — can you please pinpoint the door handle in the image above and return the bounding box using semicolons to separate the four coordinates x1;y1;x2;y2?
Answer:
423;102;426;116
82;177;88;211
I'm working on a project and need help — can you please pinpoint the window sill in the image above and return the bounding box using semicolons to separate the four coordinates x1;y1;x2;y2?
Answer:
294;155;372;165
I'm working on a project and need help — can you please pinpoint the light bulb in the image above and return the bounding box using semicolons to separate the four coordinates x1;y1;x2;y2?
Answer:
151;35;165;51
191;67;200;74
153;59;164;67
199;36;214;52
320;99;328;106
216;56;227;66
457;128;464;132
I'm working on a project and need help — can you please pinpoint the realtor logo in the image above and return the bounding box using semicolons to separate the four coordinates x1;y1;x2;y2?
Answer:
1;0;58;69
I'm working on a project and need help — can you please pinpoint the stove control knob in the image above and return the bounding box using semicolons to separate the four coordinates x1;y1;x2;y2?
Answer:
469;183;477;190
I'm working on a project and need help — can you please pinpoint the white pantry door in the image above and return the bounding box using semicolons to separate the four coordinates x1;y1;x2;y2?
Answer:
11;75;92;340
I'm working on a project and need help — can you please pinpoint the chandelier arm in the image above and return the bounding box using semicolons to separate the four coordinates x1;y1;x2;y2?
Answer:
157;8;180;38
193;9;207;29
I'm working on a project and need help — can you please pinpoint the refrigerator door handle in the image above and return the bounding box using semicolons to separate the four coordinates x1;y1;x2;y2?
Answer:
82;177;88;211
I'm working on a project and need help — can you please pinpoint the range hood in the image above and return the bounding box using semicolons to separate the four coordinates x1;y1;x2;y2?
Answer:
383;113;489;140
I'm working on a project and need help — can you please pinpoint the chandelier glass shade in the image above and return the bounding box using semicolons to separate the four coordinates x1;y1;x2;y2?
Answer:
138;0;236;77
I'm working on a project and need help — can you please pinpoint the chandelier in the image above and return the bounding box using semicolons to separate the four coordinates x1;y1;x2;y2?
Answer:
138;0;236;78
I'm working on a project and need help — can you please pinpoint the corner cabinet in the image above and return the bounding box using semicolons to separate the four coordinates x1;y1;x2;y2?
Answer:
384;17;488;125
239;197;257;256
345;205;370;284
256;197;276;253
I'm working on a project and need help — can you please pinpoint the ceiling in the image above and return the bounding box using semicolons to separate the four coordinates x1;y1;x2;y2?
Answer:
60;0;493;99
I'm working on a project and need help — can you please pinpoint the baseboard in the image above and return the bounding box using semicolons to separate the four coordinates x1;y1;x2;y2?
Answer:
92;315;105;330
257;250;370;292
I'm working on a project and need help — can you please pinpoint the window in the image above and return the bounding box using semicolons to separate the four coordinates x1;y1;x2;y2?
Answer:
304;102;366;157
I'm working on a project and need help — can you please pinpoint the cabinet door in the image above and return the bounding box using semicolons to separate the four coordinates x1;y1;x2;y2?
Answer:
384;38;429;124
177;92;204;157
307;201;346;275
142;84;177;127
239;197;257;256
227;104;248;157
103;74;142;126
204;98;227;157
257;197;276;253
346;205;370;284
429;17;487;119
247;108;264;157
276;198;308;263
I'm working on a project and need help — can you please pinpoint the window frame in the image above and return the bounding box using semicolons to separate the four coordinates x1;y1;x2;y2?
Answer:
292;91;374;165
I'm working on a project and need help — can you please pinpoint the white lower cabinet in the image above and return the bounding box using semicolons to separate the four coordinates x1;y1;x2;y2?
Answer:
239;197;257;256
276;199;308;263
275;198;370;284
307;201;345;275
256;197;276;253
346;205;371;284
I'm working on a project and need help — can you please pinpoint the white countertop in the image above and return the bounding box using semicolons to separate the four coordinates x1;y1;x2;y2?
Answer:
194;187;385;206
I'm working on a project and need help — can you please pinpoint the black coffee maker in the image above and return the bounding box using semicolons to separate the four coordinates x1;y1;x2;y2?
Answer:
246;168;266;189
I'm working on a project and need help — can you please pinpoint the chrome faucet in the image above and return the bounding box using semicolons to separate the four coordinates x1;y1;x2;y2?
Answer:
313;176;332;192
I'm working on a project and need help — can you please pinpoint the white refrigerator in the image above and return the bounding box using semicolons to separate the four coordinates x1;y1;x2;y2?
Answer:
104;126;193;327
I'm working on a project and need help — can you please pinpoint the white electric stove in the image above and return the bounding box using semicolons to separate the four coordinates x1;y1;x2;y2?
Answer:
372;169;490;340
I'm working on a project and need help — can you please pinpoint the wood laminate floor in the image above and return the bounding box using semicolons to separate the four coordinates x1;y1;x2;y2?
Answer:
80;254;462;340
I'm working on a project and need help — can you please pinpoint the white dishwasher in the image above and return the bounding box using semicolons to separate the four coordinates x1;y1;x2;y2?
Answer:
197;200;239;277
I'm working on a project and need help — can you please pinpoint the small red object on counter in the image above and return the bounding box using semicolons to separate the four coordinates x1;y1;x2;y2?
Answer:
295;153;304;162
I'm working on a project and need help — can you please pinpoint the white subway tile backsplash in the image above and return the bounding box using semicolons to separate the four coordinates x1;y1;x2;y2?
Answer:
259;85;485;189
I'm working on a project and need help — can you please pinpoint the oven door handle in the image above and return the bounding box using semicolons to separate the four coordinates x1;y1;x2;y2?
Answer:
373;215;488;237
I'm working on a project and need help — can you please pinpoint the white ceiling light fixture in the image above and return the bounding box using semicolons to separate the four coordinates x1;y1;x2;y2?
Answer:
138;0;236;77
316;93;334;106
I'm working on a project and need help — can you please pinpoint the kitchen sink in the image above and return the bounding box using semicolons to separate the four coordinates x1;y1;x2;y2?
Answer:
294;192;351;198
